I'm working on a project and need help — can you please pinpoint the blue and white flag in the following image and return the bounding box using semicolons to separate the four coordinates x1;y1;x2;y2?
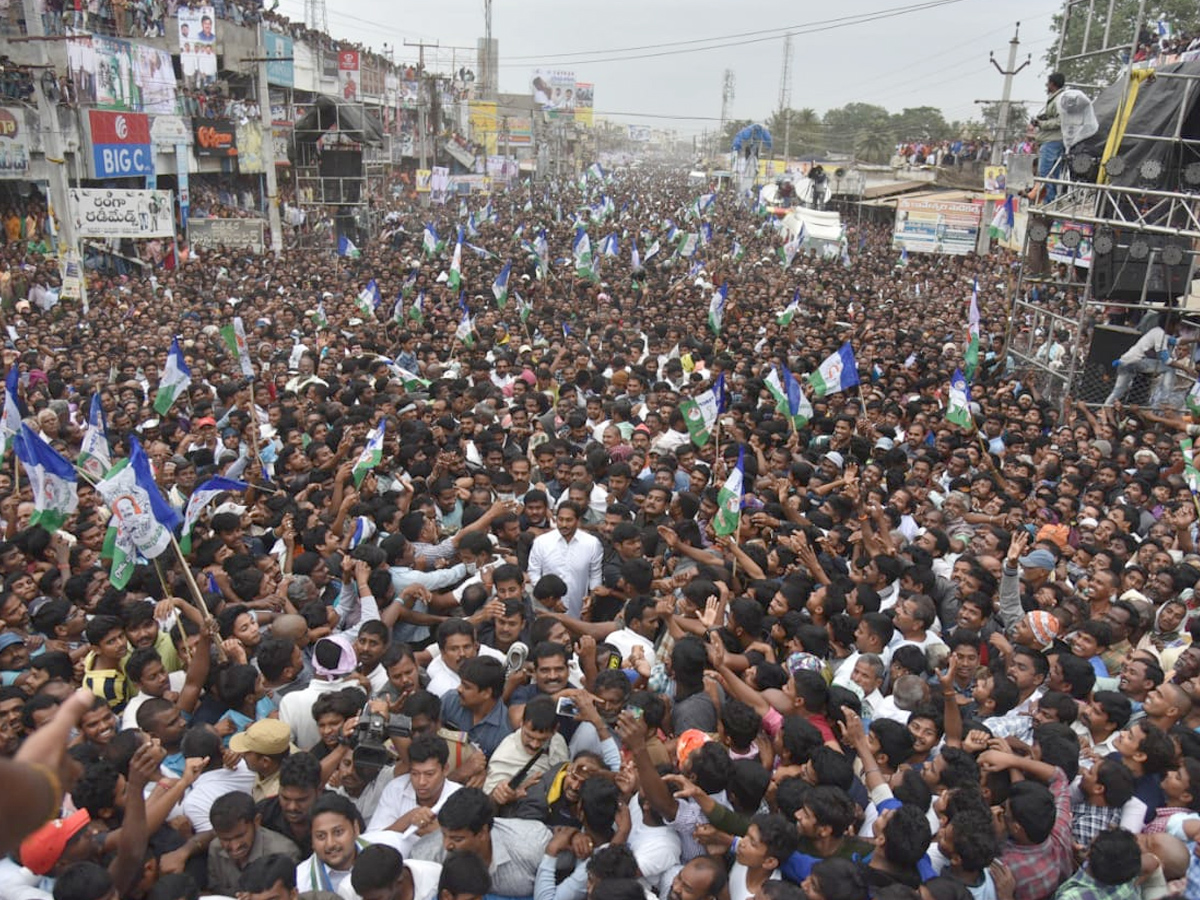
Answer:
78;394;112;479
492;259;512;308
600;233;619;257
153;338;191;416
355;279;381;317
1;365;21;456
631;239;641;270
337;235;360;258
809;342;860;397
96;436;182;562
13;424;77;533
707;282;728;335
180;475;249;552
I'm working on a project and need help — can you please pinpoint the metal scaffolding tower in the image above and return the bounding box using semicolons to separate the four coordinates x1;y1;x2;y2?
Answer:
1004;0;1200;411
778;35;793;164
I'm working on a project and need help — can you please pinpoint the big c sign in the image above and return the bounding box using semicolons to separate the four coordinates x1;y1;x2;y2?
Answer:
193;118;238;158
88;110;153;178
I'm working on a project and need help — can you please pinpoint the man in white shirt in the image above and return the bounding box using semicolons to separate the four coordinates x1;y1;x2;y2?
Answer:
1105;315;1180;406
342;843;442;900
280;634;362;751
367;733;462;855
526;502;602;618
180;727;259;834
295;794;408;894
424;619;506;699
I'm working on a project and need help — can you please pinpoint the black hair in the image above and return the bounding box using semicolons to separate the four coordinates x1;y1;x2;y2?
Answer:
580;777;622;842
750;811;800;865
458;656;505;700
805;784;856;834
438;851;492;897
309;793;364;831
870;719;915;771
882;804;931;869
210;791;257;833
688;741;733;795
947;809;998;872
1093;690;1133;730
279;750;322;790
1094;758;1137;808
52;862;112;900
720;698;762;751
1087;828;1142;885
408;733;450;767
351;845;405;896
238;853;297;893
1008;780;1055;843
810;858;869;900
436;787;494;833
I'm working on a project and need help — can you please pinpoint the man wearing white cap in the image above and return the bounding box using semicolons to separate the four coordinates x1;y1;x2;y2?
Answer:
280;634;361;751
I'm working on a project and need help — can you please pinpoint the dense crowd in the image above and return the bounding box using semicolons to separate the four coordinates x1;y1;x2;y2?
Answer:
0;164;1198;900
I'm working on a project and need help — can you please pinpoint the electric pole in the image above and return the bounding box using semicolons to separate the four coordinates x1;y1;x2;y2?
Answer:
976;24;1030;255
255;24;284;257
405;40;439;178
778;35;793;168
19;0;86;311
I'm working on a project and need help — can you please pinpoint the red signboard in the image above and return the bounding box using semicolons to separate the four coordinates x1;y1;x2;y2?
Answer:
89;110;151;145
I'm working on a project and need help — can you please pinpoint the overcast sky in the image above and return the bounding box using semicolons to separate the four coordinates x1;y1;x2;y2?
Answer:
278;0;1061;136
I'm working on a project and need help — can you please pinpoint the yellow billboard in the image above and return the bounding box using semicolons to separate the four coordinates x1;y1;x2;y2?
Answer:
468;102;498;155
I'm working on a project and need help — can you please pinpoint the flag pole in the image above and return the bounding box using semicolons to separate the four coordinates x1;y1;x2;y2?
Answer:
170;531;214;624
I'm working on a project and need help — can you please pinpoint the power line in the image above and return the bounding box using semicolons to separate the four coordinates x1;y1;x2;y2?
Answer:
499;0;959;62
497;0;967;68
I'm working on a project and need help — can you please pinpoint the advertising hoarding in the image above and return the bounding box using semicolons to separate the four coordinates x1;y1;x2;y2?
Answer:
87;110;154;178
893;198;982;256
69;188;173;238
178;5;217;85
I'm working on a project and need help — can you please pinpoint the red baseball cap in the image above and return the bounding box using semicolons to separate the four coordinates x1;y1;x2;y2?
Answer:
20;809;90;875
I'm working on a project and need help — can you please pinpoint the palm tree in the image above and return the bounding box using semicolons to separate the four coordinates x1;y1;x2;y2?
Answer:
855;130;895;165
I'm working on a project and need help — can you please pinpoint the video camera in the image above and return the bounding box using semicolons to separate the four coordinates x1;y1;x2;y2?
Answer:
350;705;412;773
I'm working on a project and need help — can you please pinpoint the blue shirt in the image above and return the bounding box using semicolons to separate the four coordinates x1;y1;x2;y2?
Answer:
439;689;512;757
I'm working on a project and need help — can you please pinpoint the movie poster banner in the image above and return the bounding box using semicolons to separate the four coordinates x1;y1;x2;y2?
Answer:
530;69;576;117
178;5;217;85
0;107;30;179
66;33;178;113
69;188;174;239
338;50;360;101
893;198;982;256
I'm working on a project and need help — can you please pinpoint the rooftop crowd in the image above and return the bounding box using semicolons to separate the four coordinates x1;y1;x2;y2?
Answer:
0;165;1197;900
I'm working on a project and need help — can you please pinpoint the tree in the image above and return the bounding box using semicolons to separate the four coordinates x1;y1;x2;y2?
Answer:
889;106;953;143
1048;0;1200;87
855;130;895;164
721;118;754;150
823;103;892;154
767;107;824;158
977;102;1030;144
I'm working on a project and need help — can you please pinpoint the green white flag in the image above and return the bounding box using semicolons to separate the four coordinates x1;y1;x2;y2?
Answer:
448;226;464;291
220;317;255;378
777;290;800;326
713;447;744;537
153;338;191;416
946;369;973;429
353;421;386;487
13;424;77;534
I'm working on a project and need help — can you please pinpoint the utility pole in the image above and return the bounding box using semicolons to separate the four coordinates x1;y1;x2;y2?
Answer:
254;25;284;257
977;24;1030;255
405;40;438;179
778;34;793;169
19;0;86;311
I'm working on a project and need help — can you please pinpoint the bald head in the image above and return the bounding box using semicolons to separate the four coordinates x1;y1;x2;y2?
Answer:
271;614;309;644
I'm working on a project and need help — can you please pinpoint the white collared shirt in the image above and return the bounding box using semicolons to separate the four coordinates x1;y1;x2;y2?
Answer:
527;528;603;618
